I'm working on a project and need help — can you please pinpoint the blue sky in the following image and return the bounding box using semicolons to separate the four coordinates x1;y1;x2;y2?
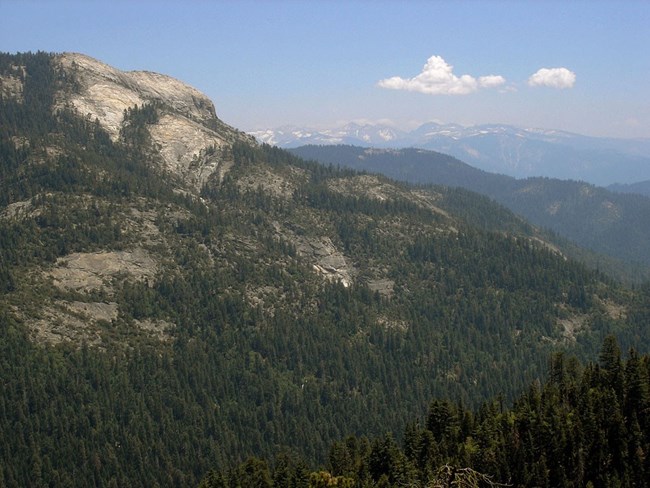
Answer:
2;0;649;138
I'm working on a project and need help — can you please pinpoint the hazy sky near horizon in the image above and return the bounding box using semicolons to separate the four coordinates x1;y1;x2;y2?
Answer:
2;0;649;138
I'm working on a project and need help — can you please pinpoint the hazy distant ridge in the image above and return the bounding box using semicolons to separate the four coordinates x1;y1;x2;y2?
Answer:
253;122;650;186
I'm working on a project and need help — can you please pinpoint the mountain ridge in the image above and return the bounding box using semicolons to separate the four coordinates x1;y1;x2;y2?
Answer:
289;144;650;281
253;122;650;185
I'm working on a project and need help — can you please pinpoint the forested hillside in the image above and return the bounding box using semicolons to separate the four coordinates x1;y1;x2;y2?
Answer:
290;145;650;282
2;52;650;487
201;336;650;488
609;180;650;198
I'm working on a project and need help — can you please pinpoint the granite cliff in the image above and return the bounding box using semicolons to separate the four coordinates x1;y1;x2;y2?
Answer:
55;52;255;190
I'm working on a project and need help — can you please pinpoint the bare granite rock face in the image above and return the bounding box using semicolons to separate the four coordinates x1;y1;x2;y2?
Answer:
0;73;23;102
20;299;174;347
327;174;450;219
236;165;308;200
0;198;39;220
21;248;175;346
294;236;354;287
54;52;255;190
47;248;158;295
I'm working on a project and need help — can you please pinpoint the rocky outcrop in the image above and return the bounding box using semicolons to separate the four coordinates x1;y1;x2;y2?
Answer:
47;248;158;294
54;52;254;190
294;236;354;287
0;73;23;102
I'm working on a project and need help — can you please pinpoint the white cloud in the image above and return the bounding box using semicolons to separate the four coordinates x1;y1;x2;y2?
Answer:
528;67;576;89
378;55;505;95
479;75;506;88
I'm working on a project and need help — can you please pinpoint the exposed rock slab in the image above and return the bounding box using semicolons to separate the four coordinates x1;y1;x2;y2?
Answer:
237;165;306;200
24;303;105;346
0;199;39;220
0;73;24;102
148;113;233;188
21;300;173;346
48;248;157;294
367;278;395;297
54;52;254;190
294;236;354;287
56;53;216;136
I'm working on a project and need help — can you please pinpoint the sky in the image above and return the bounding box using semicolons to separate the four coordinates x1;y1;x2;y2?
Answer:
2;0;649;139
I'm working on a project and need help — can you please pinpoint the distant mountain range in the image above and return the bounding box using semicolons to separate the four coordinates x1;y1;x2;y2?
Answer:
251;122;650;186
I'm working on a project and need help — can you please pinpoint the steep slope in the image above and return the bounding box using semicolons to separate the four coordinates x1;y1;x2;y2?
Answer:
290;145;650;281
55;52;254;190
1;52;648;486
